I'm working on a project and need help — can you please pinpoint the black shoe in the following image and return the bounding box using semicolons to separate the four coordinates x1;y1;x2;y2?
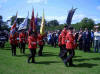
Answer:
69;64;76;67
32;61;35;63
64;62;68;67
27;59;30;63
60;57;64;61
64;60;68;67
38;54;43;56
31;60;35;63
23;52;25;54
14;54;16;56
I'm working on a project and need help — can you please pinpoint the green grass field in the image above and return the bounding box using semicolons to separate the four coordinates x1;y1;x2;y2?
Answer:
0;42;100;74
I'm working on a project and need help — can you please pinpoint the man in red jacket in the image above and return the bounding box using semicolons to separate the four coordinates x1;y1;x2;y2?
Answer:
28;31;37;63
65;26;76;66
37;33;44;56
19;30;27;54
9;31;18;56
59;26;68;62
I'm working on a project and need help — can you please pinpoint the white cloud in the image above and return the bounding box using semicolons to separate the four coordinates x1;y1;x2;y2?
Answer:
45;14;86;24
73;15;100;24
6;14;100;24
27;0;47;4
5;15;25;22
46;16;66;24
73;14;86;21
96;6;100;10
45;14;100;24
93;18;100;21
6;16;12;20
46;16;66;21
91;18;100;24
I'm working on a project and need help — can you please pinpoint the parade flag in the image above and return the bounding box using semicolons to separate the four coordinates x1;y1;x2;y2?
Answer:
10;12;18;36
11;12;18;30
30;8;36;32
40;10;45;35
66;7;77;26
35;12;38;26
18;12;29;30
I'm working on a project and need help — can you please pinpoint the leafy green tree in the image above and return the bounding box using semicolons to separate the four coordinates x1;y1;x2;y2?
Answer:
1;22;10;31
80;17;94;30
47;20;59;26
97;23;100;27
72;23;82;30
45;24;65;31
0;15;10;31
72;17;94;30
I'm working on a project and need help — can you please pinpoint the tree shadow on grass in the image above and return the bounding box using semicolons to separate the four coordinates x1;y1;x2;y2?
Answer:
36;61;61;65
88;50;95;53
16;54;29;57
0;46;11;50
74;57;100;62
2;48;11;50
42;52;58;57
75;63;98;68
74;56;82;58
90;57;100;60
74;58;90;62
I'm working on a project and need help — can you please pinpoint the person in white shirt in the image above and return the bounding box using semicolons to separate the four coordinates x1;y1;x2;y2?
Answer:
94;28;100;53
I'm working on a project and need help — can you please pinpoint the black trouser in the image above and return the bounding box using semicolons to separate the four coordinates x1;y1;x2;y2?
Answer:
59;45;67;61
79;41;83;50
51;41;54;47
28;49;36;63
90;38;94;48
38;45;43;56
11;44;16;56
54;41;57;48
20;43;26;54
83;41;90;52
64;49;74;65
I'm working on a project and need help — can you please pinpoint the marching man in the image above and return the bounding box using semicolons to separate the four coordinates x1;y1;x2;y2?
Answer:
37;32;45;56
28;31;37;63
9;30;18;56
65;26;76;66
19;30;27;54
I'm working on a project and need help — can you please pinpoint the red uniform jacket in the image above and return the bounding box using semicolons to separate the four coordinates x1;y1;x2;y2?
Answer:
9;33;18;45
66;32;75;50
58;34;62;46
37;34;44;45
28;35;37;49
61;29;67;45
19;32;26;43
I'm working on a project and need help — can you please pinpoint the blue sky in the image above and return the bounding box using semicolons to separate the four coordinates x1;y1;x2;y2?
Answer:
0;0;100;24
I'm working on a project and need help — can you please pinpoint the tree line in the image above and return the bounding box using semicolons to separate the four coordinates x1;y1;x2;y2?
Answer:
0;15;100;31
